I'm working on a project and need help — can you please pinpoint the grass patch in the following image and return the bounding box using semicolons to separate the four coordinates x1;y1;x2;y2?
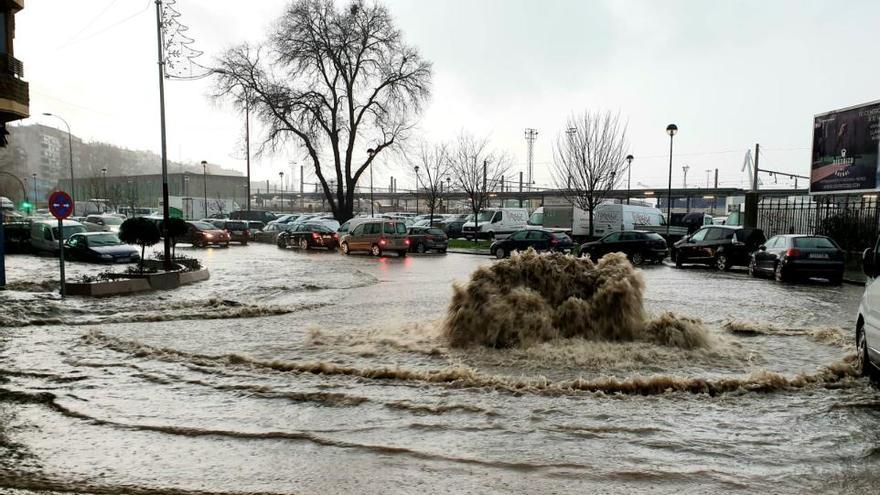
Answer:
448;239;492;250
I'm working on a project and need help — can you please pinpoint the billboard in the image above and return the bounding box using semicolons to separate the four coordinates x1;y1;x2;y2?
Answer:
810;100;880;194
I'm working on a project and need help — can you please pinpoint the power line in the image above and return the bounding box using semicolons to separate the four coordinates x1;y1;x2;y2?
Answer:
57;0;151;50
60;0;122;48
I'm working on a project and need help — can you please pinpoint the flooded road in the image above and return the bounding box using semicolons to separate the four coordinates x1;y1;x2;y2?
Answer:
1;244;878;494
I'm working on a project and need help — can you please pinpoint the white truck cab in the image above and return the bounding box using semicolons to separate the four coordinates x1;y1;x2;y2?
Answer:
30;219;87;254
857;243;880;379
461;208;529;239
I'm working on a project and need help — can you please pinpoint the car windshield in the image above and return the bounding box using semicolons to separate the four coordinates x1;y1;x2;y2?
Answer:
794;236;837;249
226;222;247;230
384;222;407;234
52;225;86;239
307;223;333;233
87;233;123;246
645;233;664;240
192;222;215;230
551;232;570;240
476;211;495;222
427;228;445;236
528;211;543;226
101;217;123;225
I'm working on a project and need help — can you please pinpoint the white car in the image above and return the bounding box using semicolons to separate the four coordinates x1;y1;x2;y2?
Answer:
82;214;124;233
857;245;880;379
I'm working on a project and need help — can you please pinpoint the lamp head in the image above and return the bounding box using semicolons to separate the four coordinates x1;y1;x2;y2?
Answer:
666;124;678;136
626;154;633;164
366;148;375;156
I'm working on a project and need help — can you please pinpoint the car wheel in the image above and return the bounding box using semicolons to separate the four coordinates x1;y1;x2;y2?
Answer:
371;244;382;257
416;242;426;254
829;273;843;285
438;248;447;254
341;242;350;255
224;242;230;248
494;247;506;259
675;252;684;268
774;262;787;283
857;327;878;380
715;253;731;271
299;238;309;250
276;236;286;249
630;252;645;266
242;241;248;246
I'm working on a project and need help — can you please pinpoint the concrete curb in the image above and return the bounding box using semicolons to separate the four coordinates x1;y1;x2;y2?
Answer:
66;268;210;297
446;249;491;256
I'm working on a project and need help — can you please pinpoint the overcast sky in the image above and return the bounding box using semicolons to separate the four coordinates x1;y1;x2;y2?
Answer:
16;0;880;191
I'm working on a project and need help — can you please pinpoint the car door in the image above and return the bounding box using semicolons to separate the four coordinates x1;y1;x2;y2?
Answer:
766;236;787;270
66;234;82;260
505;230;528;251
597;232;622;258
863;236;880;362
682;228;709;260
618;232;640;256
524;230;549;251
756;236;779;271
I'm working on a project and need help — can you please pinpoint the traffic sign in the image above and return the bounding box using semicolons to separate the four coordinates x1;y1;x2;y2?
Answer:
49;191;73;220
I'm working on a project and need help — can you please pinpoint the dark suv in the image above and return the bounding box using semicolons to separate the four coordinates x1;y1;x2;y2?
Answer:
672;226;765;271
580;230;668;265
230;210;277;223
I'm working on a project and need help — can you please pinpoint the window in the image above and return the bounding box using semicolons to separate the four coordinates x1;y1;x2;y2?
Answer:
492;212;503;223
764;236;780;249
68;236;80;247
645;233;664;241
526;230;546;240
704;228;725;241
620;232;639;241
351;225;365;235
427;228;445;236
510;230;529;240
528;211;544;226
368;223;382;235
602;233;621;242
338;222;349;233
43;227;52;241
794;237;837;249
396;223;407;235
690;228;709;242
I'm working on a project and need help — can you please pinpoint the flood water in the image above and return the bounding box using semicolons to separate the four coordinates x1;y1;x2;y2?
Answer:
1;243;878;494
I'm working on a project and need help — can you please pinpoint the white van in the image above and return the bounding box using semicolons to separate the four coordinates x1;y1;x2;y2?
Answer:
461;208;529;239
529;204;667;239
857;244;880;379
30;219;87;254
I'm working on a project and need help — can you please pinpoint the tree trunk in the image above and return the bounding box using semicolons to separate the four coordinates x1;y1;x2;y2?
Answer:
140;245;146;274
588;208;594;239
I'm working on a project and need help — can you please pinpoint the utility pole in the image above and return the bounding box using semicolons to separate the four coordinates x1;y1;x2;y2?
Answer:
714;168;719;188
752;143;760;192
154;0;172;268
300;165;304;211
705;169;711;189
524;128;538;191
518;171;523;208
245;99;251;213
682;165;689;188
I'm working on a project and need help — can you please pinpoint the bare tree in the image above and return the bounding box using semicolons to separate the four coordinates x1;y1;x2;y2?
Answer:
215;0;432;222
551;111;628;238
413;141;451;226
449;132;510;240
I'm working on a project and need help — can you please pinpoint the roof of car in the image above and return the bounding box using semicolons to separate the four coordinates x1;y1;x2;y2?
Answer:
75;231;120;236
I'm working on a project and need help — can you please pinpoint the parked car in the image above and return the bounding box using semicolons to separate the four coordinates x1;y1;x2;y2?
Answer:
251;222;291;243
2;221;32;254
580;230;668;265
407;227;448;253
277;222;339;251
82;214;124;233
65;232;140;263
209;219;250;244
30;219;87;254
340;219;410;257
857;241;880;380
442;214;471;238
749;235;844;283
230;210;277;223
490;228;574;259
181;221;231;247
246;220;266;232
672;226;766;270
462;208;529;239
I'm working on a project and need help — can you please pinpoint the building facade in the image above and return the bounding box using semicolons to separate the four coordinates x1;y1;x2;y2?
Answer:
0;0;27;144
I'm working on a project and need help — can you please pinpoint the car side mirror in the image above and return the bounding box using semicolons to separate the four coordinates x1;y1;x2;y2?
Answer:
686;238;694;243
863;248;876;278
758;245;766;251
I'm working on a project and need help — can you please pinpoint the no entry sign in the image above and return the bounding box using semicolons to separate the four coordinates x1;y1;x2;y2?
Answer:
49;191;73;220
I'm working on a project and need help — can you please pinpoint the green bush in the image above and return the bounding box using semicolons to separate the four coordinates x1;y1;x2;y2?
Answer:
119;217;161;273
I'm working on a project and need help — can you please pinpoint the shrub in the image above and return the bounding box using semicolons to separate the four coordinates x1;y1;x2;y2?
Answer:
165;217;189;258
119;217;161;273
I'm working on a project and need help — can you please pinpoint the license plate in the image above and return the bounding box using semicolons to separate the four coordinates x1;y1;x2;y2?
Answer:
809;253;829;259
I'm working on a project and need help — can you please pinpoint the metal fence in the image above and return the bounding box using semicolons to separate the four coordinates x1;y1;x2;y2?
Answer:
757;196;879;252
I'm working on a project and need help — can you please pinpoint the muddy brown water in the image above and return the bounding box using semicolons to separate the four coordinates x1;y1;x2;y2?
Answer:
1;244;878;494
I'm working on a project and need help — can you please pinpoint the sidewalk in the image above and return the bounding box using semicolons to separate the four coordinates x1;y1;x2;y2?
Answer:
844;268;866;286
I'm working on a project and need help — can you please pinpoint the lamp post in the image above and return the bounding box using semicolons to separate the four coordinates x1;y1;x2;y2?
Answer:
445;176;451;213
665;124;678;236
414;165;420;216
625;155;633;205
42;113;75;204
31;173;37;208
367;148;376;216
279;171;285;212
183;175;190;219
201;160;208;218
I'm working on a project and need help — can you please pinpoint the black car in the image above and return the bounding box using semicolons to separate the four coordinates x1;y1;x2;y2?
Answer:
64;232;140;263
251;223;291;243
230;210;277;223
490;228;574;259
277;222;339;250
672;226;765;270
407;227;449;253
442;214;471;238
580;230;668;265
749;234;844;284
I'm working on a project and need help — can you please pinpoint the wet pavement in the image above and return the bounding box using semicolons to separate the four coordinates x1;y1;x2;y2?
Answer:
1;244;878;494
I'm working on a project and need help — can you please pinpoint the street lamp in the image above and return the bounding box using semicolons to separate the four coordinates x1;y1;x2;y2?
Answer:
42;112;75;204
625;155;633;205
279;171;285;212
414;165;420;216
445;176;451;213
367;148;376;216
31;173;37;208
201;160;208;218
665;124;678;236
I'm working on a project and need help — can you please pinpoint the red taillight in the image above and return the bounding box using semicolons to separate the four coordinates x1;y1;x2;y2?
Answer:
312;232;319;239
332;233;338;239
785;248;801;258
379;237;386;246
550;239;558;245
404;238;410;246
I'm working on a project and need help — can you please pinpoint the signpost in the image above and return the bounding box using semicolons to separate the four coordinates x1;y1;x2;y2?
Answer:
49;191;73;298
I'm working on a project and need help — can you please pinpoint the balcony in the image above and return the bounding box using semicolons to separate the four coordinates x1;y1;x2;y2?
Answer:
0;54;28;121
